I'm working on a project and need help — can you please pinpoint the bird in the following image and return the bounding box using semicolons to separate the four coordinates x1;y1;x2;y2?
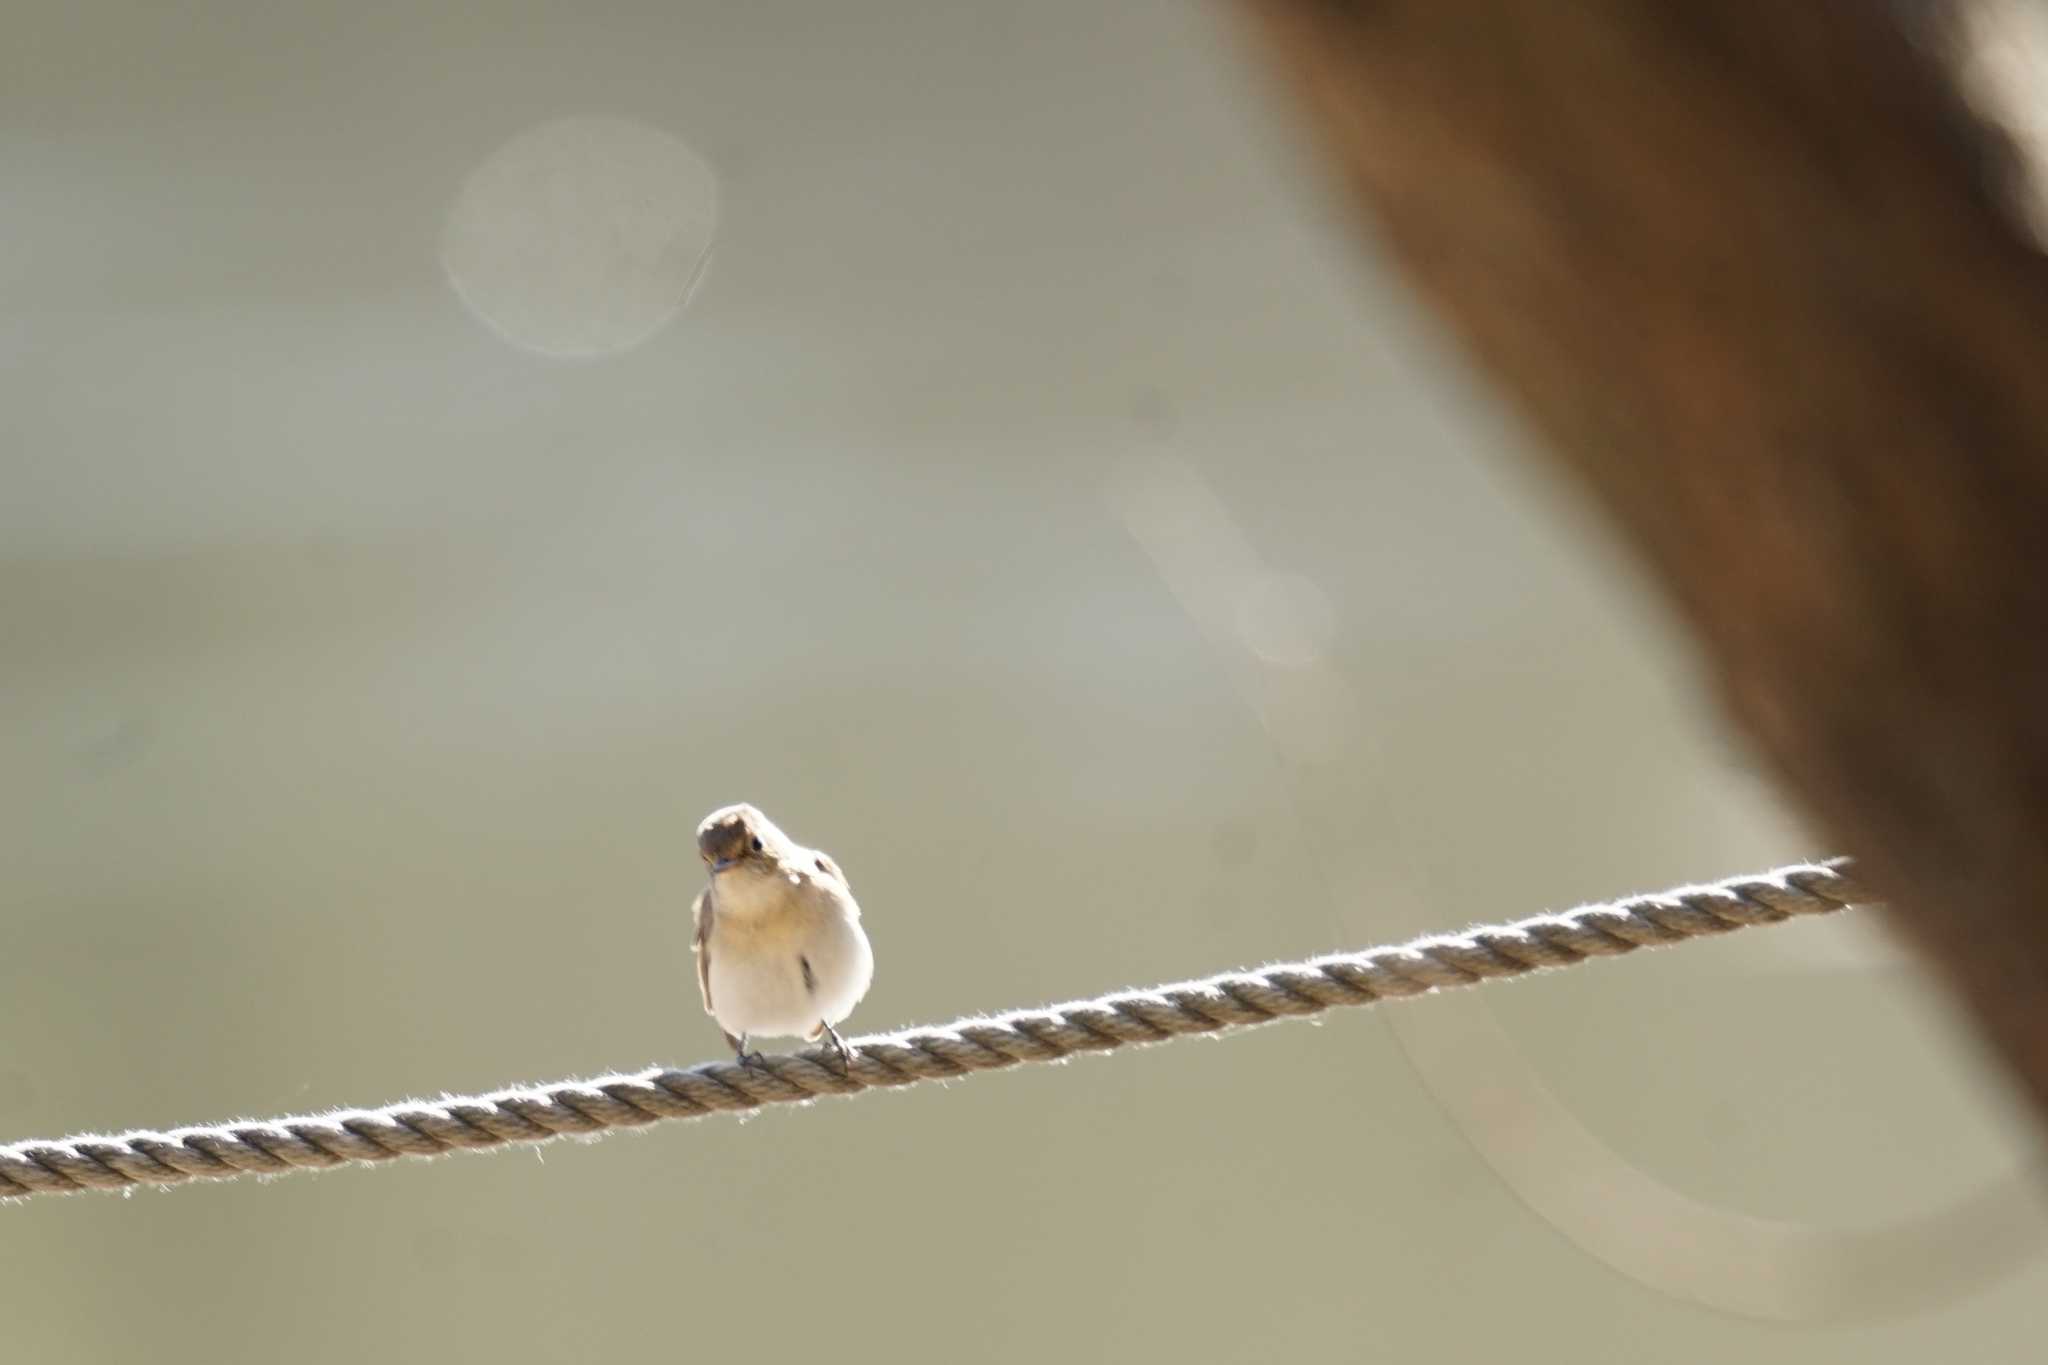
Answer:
691;803;874;1068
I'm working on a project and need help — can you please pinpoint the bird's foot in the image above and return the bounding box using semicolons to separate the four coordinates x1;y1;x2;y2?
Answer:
725;1031;769;1070
819;1022;854;1075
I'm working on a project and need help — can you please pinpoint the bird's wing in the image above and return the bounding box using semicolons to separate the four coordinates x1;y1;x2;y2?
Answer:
692;887;715;1014
808;852;854;910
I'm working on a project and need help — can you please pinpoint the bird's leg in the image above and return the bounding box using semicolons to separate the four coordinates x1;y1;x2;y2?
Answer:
819;1021;854;1072
725;1030;766;1069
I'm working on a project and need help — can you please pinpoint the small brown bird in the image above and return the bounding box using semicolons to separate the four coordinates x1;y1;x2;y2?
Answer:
691;803;874;1066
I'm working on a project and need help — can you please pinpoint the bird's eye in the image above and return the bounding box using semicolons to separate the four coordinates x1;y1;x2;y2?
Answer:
750;836;763;853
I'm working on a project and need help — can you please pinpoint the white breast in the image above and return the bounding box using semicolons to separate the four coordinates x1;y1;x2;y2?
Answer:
800;910;875;1028
706;887;874;1041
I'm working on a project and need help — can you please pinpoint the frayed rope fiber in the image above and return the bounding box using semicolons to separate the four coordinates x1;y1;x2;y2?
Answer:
1;859;1869;1201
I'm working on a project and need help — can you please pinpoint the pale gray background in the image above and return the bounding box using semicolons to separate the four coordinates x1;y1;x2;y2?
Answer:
4;1;2044;1360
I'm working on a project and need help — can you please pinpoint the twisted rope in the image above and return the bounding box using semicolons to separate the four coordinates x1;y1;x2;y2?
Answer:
0;858;1871;1202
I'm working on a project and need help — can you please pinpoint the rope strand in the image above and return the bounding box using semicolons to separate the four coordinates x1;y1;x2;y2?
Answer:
0;858;1871;1202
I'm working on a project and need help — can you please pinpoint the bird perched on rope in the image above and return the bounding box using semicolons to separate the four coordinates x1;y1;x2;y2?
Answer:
691;803;874;1068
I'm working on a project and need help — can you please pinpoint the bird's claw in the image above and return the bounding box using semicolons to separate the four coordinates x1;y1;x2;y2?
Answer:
819;1024;855;1075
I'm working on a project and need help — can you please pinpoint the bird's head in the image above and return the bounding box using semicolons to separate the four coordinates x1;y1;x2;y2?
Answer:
697;803;795;879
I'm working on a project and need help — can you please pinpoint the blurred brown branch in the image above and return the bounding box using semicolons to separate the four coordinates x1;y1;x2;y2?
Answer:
1235;0;2048;1115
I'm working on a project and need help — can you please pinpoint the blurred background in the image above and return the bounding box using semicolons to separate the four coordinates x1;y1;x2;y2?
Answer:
5;0;2046;1359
